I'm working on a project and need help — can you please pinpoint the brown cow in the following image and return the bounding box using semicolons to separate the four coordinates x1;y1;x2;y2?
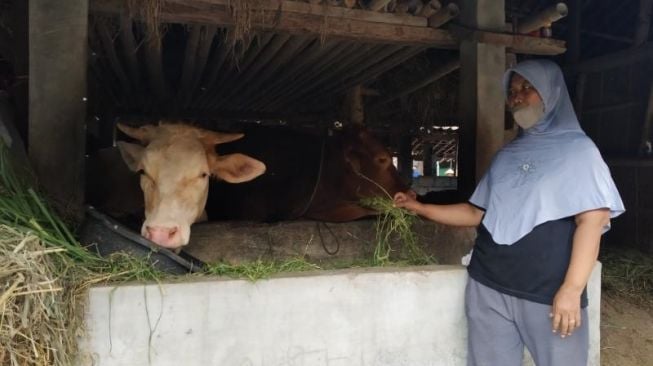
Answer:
115;123;266;249
204;125;411;222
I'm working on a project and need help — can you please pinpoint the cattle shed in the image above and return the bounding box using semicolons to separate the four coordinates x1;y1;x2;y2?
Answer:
0;0;651;365
0;0;646;252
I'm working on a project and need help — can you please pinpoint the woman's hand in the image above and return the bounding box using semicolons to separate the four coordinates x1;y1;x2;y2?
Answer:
550;285;582;338
393;191;422;214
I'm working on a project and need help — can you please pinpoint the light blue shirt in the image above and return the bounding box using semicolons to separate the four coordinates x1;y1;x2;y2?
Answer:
469;60;625;245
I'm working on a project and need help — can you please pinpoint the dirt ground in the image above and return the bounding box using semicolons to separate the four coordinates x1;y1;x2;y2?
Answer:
600;293;653;365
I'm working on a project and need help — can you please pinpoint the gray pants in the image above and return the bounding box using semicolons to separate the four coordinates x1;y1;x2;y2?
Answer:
465;278;589;366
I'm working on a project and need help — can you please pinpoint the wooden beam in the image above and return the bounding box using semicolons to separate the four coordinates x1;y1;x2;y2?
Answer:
450;24;566;55
29;0;88;218
91;0;452;47
91;0;564;55
576;43;653;74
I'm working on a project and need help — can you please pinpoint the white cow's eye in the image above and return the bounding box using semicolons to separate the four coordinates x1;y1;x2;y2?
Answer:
200;172;209;179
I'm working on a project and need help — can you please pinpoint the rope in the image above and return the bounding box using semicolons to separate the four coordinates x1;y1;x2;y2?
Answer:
315;221;340;255
296;136;327;219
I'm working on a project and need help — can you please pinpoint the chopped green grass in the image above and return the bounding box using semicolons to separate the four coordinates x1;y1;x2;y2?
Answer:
360;196;435;266
205;258;321;281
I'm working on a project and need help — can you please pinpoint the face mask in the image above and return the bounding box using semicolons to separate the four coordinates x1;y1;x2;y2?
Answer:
512;101;544;130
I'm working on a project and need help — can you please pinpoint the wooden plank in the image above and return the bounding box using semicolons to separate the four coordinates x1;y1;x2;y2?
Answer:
177;25;203;104
301;46;425;105
91;0;564;55
251;42;356;110
186;25;218;107
119;12;143;92
245;39;341;110
29;0;88;218
266;42;375;111
174;0;427;26
214;35;308;110
370;57;460;108
92;0;453;47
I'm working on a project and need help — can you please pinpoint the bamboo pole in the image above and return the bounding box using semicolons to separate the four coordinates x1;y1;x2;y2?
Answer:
428;3;459;28
516;3;568;34
418;0;441;18
367;0;393;11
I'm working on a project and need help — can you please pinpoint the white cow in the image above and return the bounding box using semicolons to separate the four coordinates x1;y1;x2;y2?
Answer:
116;123;266;249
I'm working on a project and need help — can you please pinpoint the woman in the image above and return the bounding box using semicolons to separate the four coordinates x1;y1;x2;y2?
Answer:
394;59;624;366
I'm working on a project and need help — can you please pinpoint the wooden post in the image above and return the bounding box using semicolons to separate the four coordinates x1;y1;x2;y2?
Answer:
29;0;88;218
346;84;365;125
422;143;434;176
10;0;28;143
565;0;581;73
633;0;653;46
398;135;413;186
634;0;653;155
458;0;506;195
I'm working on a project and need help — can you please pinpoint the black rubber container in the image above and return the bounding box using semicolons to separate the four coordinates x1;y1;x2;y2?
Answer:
79;206;204;274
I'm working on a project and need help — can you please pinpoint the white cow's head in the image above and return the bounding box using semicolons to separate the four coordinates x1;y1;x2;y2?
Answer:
116;123;266;250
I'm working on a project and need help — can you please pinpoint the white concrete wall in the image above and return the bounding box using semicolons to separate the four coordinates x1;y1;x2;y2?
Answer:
79;264;601;366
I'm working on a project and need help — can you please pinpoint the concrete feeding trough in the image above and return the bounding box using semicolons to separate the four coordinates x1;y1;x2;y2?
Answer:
77;261;602;366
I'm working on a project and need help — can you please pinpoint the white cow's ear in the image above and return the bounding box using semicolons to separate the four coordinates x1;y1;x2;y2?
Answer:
200;130;244;146
117;123;157;143
116;141;145;172
209;153;266;183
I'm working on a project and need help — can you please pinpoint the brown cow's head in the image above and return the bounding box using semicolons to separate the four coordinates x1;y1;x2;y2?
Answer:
116;123;266;249
306;125;411;222
341;126;409;199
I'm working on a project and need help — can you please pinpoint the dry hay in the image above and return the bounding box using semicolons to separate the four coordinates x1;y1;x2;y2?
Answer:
127;0;166;46
0;226;82;366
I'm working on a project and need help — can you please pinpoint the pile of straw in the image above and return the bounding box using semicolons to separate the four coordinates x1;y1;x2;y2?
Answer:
0;140;167;365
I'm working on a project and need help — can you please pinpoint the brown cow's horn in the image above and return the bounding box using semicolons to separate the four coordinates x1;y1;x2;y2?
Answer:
116;123;157;144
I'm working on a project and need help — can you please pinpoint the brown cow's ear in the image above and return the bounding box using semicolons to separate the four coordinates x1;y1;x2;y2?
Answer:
117;123;157;144
344;148;361;172
199;130;244;146
209;153;266;183
116;141;145;172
